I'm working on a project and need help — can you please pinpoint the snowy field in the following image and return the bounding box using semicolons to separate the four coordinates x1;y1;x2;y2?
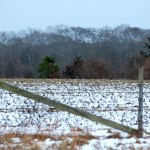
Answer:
0;79;150;150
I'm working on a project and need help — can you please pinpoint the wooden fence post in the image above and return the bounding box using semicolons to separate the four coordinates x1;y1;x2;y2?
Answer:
138;67;144;138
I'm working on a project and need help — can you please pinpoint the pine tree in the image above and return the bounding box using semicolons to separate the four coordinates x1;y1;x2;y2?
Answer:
38;56;59;78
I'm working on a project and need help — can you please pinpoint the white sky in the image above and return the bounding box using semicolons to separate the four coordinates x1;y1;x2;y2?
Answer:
0;0;149;31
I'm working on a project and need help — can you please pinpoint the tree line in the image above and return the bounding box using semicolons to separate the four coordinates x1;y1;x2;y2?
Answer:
0;24;150;79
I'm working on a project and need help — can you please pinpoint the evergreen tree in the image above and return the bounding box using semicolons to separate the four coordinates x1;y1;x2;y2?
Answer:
64;56;83;78
38;56;59;78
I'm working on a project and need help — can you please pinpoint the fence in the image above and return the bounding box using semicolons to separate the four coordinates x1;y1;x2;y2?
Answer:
0;77;149;137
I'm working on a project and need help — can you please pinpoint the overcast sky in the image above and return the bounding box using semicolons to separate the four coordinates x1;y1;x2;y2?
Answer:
0;0;149;32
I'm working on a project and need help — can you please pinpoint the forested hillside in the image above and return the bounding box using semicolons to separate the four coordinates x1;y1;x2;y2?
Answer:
0;24;150;79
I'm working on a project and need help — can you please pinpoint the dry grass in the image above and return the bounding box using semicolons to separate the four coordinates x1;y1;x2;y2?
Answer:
0;133;49;143
58;127;96;149
106;132;121;139
0;128;96;150
57;133;96;150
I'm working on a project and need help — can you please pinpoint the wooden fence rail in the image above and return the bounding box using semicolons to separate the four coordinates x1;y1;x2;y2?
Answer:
0;81;138;136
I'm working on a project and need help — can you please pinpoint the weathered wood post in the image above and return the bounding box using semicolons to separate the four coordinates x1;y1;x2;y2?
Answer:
138;67;144;138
